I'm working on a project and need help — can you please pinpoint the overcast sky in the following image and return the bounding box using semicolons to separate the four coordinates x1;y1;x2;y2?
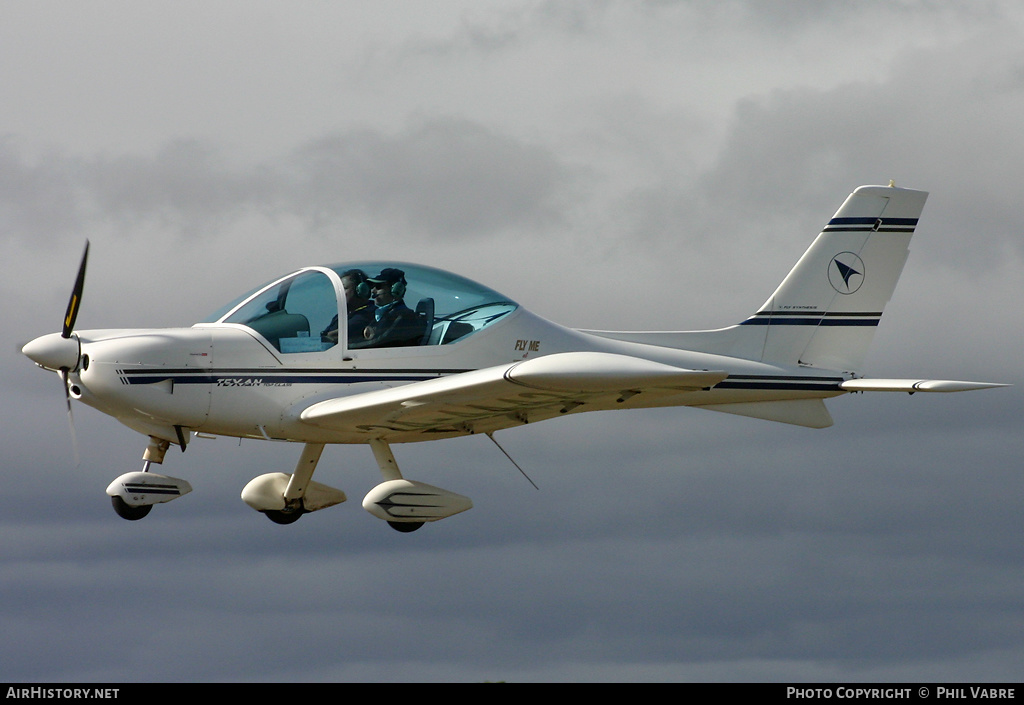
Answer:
2;1;1022;683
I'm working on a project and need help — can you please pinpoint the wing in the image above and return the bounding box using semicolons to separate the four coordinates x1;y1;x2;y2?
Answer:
299;352;728;441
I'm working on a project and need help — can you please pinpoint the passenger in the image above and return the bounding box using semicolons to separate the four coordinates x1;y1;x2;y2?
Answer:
322;269;376;344
358;268;424;348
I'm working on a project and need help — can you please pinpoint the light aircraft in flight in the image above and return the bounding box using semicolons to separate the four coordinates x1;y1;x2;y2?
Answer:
22;184;1005;531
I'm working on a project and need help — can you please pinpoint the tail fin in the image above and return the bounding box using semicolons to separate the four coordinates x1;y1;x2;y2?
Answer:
740;184;928;371
583;184;928;373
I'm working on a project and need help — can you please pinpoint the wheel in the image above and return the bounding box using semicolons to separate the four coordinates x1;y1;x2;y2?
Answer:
387;520;424;533
264;508;304;525
111;495;152;521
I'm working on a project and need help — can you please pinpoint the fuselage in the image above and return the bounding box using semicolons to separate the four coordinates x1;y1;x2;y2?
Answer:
29;259;849;448
64;308;845;446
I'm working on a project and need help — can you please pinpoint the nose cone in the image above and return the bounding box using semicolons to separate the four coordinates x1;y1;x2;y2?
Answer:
22;333;80;371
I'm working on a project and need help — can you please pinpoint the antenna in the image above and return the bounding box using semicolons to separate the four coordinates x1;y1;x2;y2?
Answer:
486;432;539;490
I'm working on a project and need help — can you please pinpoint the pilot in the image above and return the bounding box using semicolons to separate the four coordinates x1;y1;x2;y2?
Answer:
359;267;424;348
322;269;376;345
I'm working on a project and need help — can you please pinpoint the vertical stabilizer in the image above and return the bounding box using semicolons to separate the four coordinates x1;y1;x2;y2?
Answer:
581;185;929;373
741;185;928;371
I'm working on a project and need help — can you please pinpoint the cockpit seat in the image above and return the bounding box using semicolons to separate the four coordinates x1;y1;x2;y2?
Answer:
248;310;310;351
416;298;435;346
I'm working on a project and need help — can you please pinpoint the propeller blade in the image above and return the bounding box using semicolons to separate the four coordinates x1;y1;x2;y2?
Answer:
61;369;81;467
62;240;89;339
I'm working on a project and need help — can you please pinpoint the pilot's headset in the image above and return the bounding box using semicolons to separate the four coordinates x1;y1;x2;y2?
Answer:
370;269;407;299
390;276;407;299
342;269;371;300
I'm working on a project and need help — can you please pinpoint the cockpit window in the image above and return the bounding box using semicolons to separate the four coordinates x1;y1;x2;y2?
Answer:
331;263;518;349
201;262;517;353
222;270;339;353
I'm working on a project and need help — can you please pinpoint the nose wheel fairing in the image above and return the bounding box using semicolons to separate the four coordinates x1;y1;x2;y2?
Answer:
105;470;193;517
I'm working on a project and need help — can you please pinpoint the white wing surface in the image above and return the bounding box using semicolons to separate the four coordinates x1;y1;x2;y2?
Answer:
299;352;728;440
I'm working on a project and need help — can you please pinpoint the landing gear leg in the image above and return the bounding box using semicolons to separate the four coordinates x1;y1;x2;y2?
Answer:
144;437;171;466
262;443;324;525
369;439;424;533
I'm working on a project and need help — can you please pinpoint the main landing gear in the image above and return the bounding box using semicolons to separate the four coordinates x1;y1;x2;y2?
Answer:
241;443;347;523
241;439;472;532
361;439;473;533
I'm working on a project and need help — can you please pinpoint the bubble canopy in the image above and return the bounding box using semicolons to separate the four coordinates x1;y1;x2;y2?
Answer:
199;262;518;353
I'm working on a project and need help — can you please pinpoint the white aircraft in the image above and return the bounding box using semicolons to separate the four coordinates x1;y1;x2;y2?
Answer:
22;184;1005;531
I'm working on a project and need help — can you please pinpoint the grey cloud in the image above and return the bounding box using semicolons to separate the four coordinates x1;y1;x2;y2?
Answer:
0;139;83;239
612;32;1024;275
2;118;573;244
84;139;271;232
282;118;572;238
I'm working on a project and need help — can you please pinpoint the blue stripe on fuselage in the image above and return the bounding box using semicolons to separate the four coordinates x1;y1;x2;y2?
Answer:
117;368;461;386
116;367;844;393
740;312;880;327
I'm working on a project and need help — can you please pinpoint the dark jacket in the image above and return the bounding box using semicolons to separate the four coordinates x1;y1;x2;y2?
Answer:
359;300;423;348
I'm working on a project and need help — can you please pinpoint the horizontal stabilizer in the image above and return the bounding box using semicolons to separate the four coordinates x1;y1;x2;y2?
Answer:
696;399;834;428
840;379;1009;393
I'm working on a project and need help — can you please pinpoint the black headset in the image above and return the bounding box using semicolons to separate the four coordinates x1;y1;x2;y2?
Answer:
342;269;371;299
371;273;407;299
389;278;407;299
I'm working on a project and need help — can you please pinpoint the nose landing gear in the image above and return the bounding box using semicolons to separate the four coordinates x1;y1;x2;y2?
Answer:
106;437;193;521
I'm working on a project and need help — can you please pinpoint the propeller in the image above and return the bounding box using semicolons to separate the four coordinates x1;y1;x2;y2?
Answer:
22;241;90;371
22;240;90;464
63;240;89;338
